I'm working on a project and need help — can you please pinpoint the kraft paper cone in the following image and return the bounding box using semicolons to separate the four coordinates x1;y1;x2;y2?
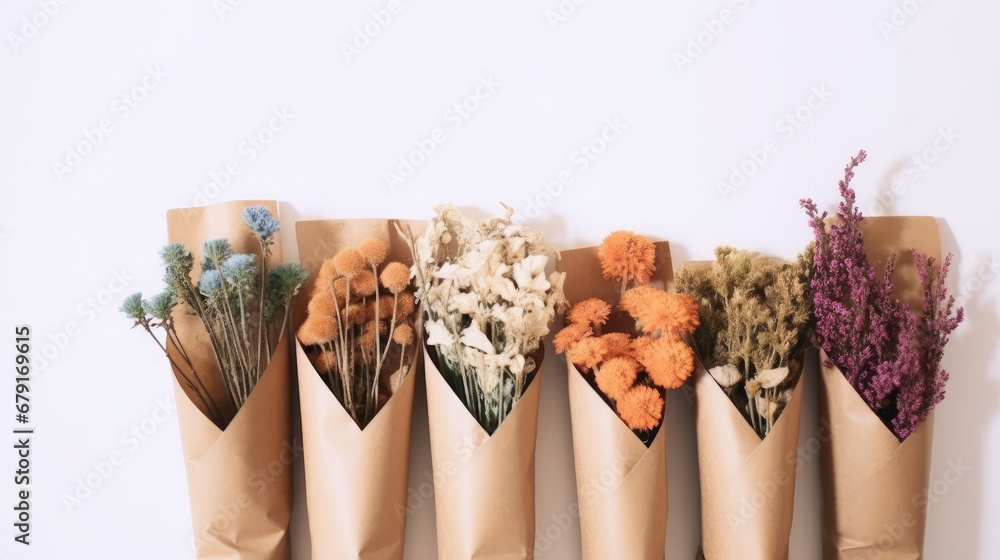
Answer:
817;216;940;559
293;218;425;560
166;200;294;560
818;352;934;559
557;241;673;560
568;361;668;560
424;346;542;560
296;339;419;559
694;358;804;560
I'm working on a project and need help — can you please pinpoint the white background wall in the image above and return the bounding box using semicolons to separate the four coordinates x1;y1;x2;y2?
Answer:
2;0;998;558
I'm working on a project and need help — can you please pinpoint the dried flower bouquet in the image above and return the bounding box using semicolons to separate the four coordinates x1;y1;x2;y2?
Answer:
801;150;963;559
399;204;566;560
677;245;812;560
556;231;699;443
297;236;417;428
120;201;303;559
677;245;813;438
556;232;691;560
400;203;567;433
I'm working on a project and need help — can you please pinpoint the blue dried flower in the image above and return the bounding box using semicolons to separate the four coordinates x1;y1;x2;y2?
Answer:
199;269;222;297
120;292;146;320
241;205;280;241
144;291;177;321
202;238;233;271
221;253;258;295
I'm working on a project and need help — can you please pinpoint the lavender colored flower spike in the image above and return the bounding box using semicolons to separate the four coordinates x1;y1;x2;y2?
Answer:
802;150;963;441
241;205;280;240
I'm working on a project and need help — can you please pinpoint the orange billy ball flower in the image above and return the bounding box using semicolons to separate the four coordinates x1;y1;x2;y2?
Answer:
396;290;416;318
393;323;415;346
554;322;592;354
595;356;641;400
297;316;337;346
358;238;388;268
332;277;349;304
567;298;612;328
350;269;378;297
597;230;657;284
639;337;695;390
342;303;366;325
307;288;337;318
317;259;338;286
618;385;664;431
317;351;338;373
380;262;411;294
333;248;365;278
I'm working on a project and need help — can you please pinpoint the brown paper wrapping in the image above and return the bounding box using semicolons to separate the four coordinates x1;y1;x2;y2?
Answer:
293;218;424;560
424;346;543;560
165;200;294;560
817;216;940;559
557;241;674;560
694;358;804;560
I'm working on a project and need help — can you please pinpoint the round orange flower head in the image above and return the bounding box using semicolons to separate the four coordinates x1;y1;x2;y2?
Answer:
364;319;389;338
360;329;378;357
297;315;337;346
554;322;592;354
380;262;411;294
640;337;695;389
595;356;641;400
333;248;365;278
567;336;606;370
332;277;349;304
598;231;657;284
317;259;338;286
358;238;388;268
350;269;378;298
621;287;700;336
629;335;654;360
599;332;632;359
307;288;337;319
395;290;416;318
618;385;664;432
567;298;612;328
317;351;338;373
342;303;366;325
393;323;415;346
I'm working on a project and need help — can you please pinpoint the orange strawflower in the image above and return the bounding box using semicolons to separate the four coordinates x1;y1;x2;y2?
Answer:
638;337;695;390
554;322;592;354
567;336;606;370
358;238;388;268
617;385;664;431
620;286;700;336
380;262;411;294
599;332;632;359
597;231;657;284
333;248;365;278
567;298;612;328
595;357;641;400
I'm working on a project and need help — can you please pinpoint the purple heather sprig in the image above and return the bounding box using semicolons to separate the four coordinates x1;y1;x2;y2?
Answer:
801;150;964;440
